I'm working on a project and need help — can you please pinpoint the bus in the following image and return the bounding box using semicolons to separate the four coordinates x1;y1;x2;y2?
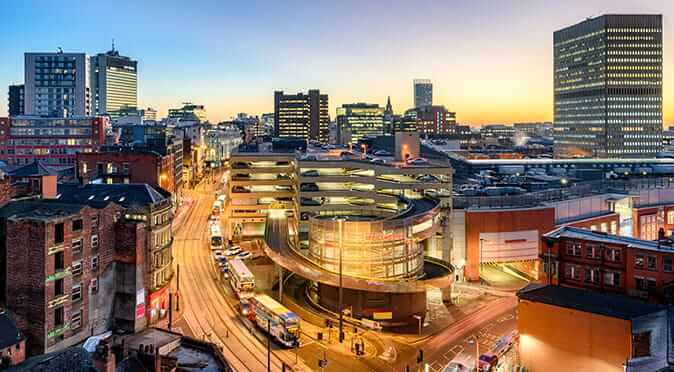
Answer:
228;258;255;299
212;200;223;215
249;294;300;348
209;224;223;250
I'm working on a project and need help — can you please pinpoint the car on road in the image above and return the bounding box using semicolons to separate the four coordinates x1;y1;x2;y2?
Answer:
442;361;470;372
237;251;252;260
478;352;499;371
212;250;226;261
225;247;242;256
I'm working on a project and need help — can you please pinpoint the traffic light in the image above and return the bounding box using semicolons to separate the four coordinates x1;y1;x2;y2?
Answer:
416;349;424;364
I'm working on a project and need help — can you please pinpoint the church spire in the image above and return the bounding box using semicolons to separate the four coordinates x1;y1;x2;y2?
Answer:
385;96;393;116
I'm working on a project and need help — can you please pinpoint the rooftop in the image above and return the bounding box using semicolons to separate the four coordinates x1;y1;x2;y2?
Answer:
518;284;666;320
56;183;169;209
0;200;86;221
0;310;24;350
544;226;674;253
7;161;58;177
8;346;94;371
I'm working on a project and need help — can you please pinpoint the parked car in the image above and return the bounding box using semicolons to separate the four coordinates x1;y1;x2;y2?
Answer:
232;186;250;193
300;183;319;192
300;197;322;206
443;361;470;372
416;175;440;182
212;250;226;261
370;158;386;164
275;185;292;191
225;247;241;256
301;170;320;177
478;352;499;371
373;149;393;156
300;154;317;161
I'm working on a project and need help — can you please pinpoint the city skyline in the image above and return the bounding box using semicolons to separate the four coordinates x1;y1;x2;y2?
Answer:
1;0;673;126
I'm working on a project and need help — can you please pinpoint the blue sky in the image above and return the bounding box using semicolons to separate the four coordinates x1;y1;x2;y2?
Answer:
1;0;672;125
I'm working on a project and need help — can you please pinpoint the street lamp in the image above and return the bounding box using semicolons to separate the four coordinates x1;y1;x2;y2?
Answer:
412;314;422;336
479;238;485;276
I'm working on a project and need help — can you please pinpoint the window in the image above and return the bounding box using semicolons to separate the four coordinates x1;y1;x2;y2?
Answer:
636;277;647;291
607;248;622;262
92;255;99;271
54;223;64;244
54;251;64;271
564;264;581;280
585;267;600;284
72;219;83;232
71;309;82;329
72;239;82;254
54;306;64;328
647;256;657;271
71;260;82;276
91;278;99;294
635;255;645;269
71;284;82;302
648;278;657;292
604;271;621;287
91;216;99;229
610;221;618;235
665;256;673;272
54;278;64;297
565;243;582;257
632;331;651;358
91;235;99;250
586;245;599;259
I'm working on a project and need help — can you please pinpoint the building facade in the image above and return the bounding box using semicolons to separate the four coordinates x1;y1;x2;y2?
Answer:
24;52;91;117
335;103;384;144
90;48;138;118
168;103;207;123
553;14;663;158
8;84;24;117
0;116;106;166
403;105;456;135
274;90;329;143
413;79;432;108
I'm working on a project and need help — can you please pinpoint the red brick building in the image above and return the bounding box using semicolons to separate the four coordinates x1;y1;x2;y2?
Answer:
76;148;175;195
0;116;106;166
0;200;122;354
541;226;674;303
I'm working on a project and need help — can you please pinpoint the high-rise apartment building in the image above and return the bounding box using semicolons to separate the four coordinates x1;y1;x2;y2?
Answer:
553;14;663;158
336;103;384;144
403;105;456;135
413;79;432;108
8;84;24;116
274;90;329;142
24;52;91;117
91;48;138;118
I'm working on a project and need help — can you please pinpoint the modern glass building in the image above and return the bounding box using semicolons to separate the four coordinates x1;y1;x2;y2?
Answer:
413;78;433;108
91;48;138;118
274;90;329;143
335;103;384;144
553;14;663;158
8;84;24;116
24;52;91;117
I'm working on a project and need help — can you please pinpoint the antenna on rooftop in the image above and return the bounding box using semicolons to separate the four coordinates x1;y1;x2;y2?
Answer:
112;38;116;52
57;47;63;54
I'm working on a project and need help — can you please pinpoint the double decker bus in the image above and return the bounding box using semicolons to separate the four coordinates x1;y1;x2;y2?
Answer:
249;294;300;348
228;258;255;299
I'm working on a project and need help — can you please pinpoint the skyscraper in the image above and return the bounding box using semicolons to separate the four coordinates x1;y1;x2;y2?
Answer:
24;51;91;117
553;14;663;158
90;46;138;118
274;90;329;142
8;84;24;116
413;79;432;108
336;103;384;144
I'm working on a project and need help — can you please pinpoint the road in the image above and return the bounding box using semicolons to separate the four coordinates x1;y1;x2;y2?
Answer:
173;179;306;372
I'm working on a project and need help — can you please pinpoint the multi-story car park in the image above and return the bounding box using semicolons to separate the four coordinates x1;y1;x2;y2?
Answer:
225;136;454;326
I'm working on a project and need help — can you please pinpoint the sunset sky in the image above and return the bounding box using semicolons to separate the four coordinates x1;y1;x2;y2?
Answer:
1;0;672;126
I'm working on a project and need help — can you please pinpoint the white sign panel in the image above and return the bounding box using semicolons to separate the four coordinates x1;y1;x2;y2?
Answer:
479;230;539;263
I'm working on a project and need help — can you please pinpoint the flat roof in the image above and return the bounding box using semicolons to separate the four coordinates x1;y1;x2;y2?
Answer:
544;226;674;253
518;284;666;320
446;151;674;166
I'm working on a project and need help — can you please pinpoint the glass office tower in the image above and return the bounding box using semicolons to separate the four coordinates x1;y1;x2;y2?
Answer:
336;103;384;144
554;14;663;158
413;79;433;108
91;48;138;118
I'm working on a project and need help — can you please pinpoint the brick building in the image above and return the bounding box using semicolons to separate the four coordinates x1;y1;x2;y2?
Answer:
0;200;123;354
76;147;175;196
542;226;674;303
0;116;106;166
56;183;174;324
402;105;456;135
